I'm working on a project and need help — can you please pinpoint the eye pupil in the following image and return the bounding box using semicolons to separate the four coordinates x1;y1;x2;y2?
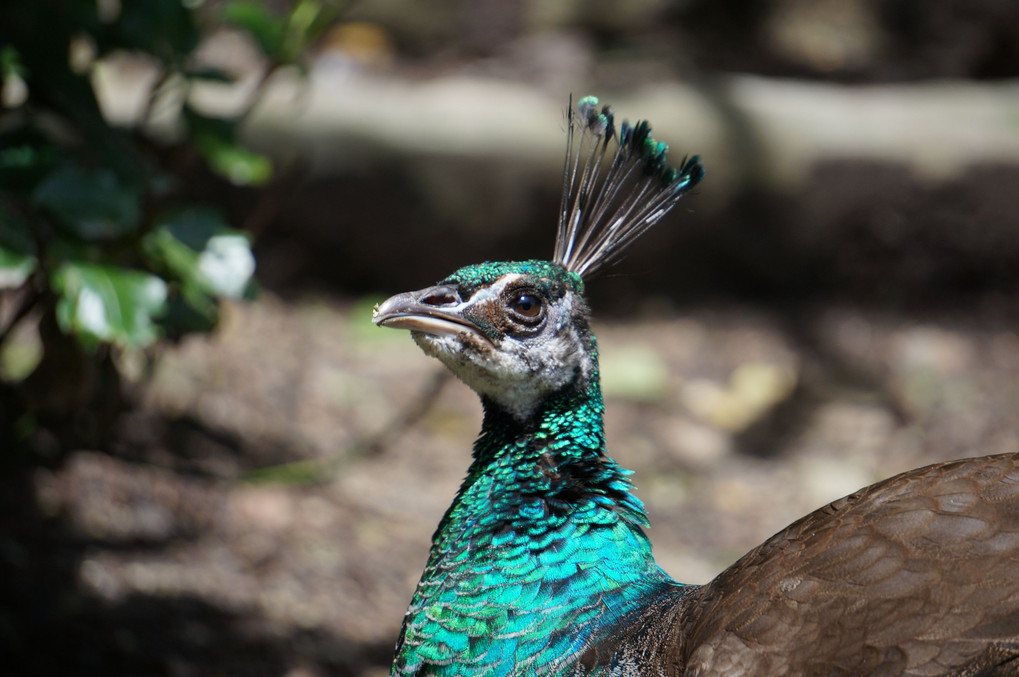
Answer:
511;293;542;318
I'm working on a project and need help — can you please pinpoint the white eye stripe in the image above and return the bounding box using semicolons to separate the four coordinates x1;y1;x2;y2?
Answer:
465;274;523;305
434;277;516;316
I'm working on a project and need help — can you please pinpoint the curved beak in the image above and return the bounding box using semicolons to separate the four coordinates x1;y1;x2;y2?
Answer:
373;285;488;342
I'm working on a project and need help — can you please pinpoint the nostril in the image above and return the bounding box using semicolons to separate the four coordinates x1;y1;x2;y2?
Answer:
420;287;460;306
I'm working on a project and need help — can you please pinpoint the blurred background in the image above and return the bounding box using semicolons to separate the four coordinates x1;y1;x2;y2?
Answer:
2;0;1019;674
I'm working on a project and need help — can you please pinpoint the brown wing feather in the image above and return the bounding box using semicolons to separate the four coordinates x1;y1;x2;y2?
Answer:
677;453;1019;676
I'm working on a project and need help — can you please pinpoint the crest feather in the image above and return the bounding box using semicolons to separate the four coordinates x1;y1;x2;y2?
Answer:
553;95;705;278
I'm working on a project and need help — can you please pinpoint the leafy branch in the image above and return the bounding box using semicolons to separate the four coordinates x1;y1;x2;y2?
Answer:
0;0;342;449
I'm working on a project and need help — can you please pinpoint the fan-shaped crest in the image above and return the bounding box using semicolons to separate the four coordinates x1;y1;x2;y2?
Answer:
553;96;705;278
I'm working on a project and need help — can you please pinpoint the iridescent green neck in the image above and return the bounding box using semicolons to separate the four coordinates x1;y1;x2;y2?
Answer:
393;362;674;676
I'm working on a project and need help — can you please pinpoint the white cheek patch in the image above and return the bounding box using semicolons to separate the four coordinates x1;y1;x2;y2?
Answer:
414;328;492;359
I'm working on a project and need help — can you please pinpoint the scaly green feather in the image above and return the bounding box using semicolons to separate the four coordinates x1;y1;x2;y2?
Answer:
392;262;683;677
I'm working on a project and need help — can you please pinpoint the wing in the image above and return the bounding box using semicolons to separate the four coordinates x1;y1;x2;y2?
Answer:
678;453;1019;676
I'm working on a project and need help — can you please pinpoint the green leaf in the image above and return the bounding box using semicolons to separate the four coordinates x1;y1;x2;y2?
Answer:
222;1;285;57
201;139;273;186
278;0;341;64
187;110;273;186
52;262;168;349
0;248;36;289
144;207;255;299
32;165;140;240
0;44;25;78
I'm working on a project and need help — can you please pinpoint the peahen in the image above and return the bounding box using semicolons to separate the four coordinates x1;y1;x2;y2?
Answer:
372;96;1019;676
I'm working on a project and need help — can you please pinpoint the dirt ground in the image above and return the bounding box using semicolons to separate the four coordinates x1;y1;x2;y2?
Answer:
4;286;1019;676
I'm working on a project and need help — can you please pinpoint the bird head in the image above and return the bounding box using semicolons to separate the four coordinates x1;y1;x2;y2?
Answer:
373;95;703;420
373;260;596;420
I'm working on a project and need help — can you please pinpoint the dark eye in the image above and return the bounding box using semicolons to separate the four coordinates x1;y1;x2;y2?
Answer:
509;293;543;319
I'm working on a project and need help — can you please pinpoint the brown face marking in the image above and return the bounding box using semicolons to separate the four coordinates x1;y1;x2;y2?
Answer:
464;276;558;341
458;327;496;353
476;299;515;334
